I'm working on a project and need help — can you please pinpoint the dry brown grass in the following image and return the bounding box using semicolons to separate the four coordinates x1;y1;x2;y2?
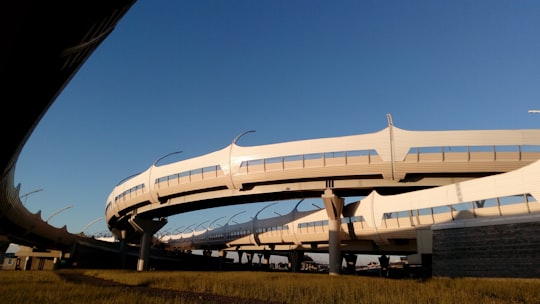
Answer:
1;269;539;304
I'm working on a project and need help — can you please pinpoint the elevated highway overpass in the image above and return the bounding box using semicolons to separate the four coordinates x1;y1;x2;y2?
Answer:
2;1;540;277
159;159;539;274
106;124;540;273
108;125;540;230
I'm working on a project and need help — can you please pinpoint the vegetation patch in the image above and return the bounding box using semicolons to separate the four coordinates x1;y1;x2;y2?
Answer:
1;270;539;304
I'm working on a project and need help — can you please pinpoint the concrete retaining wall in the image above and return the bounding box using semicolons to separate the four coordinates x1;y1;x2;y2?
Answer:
432;221;540;278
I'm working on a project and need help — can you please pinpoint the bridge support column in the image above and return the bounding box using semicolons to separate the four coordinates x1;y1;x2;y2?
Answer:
343;253;357;274
288;251;304;272
246;252;253;265
379;254;390;277
322;189;344;275
118;230;128;269
263;252;271;268
238;251;244;264
218;250;227;270
128;216;167;271
22;256;30;270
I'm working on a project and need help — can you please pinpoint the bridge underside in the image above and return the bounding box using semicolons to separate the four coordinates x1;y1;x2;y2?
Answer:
0;0;136;251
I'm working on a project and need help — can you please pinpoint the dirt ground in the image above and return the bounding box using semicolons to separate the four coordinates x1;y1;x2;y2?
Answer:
57;272;284;304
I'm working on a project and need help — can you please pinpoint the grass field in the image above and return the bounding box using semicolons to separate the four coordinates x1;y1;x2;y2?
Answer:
1;269;539;304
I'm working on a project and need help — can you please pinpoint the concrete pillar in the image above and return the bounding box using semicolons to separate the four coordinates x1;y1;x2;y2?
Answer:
379;254;390;277
238;251;244;264
138;232;152;271
23;256;30;270
263;252;271;267
218;250;227;270
128;216;167;271
343;253;358;274
288;251;304;272
118;230;128;269
322;188;344;275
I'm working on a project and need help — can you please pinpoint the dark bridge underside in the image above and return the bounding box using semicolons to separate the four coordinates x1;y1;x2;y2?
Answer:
0;0;136;250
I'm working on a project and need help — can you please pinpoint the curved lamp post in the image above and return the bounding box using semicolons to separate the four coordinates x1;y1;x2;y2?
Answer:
81;217;104;235
223;211;246;238
225;211;246;226
193;220;210;234
252;202;278;246
157;228;175;241
152;150;184;167
45;205;73;223
181;223;197;238
254;202;278;220
229;130;255;189
20;188;43;205
172;226;185;235
207;216;226;231
148;150;183;204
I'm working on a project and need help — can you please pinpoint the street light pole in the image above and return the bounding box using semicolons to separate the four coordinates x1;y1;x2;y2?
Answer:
45;205;73;223
181;223;197;235
148;150;182;204
172;226;185;235
20;188;43;204
193;220;210;234
207;216;226;231
152;150;183;167
81;217;104;235
229;130;255;190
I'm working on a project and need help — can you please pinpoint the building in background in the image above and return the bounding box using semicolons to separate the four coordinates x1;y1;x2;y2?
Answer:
1;246;62;270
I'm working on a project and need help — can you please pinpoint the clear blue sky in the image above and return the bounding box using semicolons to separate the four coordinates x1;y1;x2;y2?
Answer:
12;1;540;262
